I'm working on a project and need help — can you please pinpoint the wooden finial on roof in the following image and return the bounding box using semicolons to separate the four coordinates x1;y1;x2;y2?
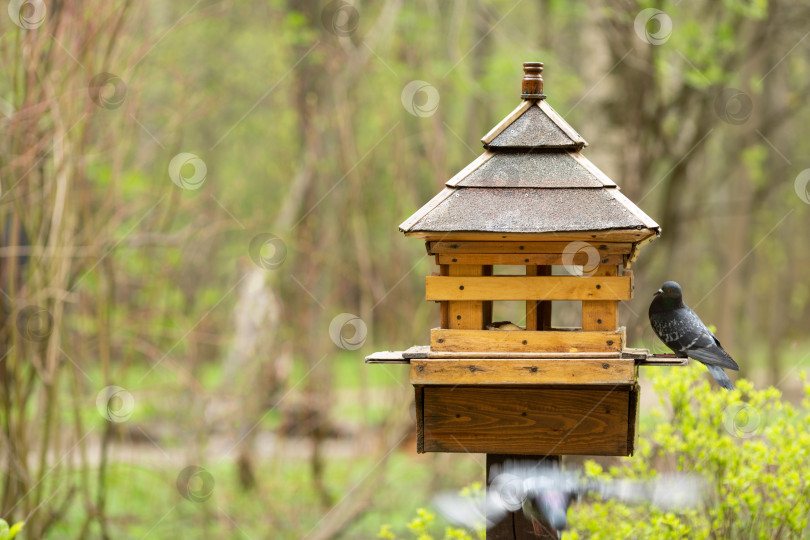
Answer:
521;61;545;100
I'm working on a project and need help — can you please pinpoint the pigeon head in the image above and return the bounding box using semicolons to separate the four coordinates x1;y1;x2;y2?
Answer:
655;281;682;300
525;490;571;532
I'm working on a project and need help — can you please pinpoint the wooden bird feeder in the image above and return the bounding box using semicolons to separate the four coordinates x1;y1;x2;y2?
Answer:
368;62;677;468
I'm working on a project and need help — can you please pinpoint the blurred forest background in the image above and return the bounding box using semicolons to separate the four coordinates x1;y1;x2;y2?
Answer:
1;0;810;538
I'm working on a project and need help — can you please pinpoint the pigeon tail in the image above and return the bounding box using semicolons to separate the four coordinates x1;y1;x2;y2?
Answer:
706;365;734;390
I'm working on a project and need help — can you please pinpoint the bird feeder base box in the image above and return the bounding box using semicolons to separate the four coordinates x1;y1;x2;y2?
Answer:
366;348;677;457
414;381;640;457
409;355;639;457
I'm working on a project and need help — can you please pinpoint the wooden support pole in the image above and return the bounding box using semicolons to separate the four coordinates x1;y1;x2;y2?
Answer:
446;264;490;329
581;265;619;331
525;265;551;330
486;454;560;540
439;264;449;328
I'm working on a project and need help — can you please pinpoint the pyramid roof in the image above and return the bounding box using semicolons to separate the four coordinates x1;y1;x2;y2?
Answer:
400;62;659;251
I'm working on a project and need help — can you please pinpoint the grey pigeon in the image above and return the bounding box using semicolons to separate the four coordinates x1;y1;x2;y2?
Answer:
649;281;739;390
433;461;703;538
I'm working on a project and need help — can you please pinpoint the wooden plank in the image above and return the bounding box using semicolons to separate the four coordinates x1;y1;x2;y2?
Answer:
365;351;409;364
427;350;622;359
525;265;551;331
371;347;624;360
525;266;539;331
430;328;623;353
402;345;429;359
423;386;631;455
437;253;625;266
410;230;657;243
638;355;689;366
482;266;493;328
447;265;486;330
627;383;640;456
439;264;449;328
622;348;691;366
425;276;633;301
410;358;636;386
429;241;633;255
628;231;659;262
582;266;619;331
414;386;425;454
481;101;533;144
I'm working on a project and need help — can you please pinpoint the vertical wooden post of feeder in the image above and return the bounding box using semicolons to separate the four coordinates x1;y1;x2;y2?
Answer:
366;61;670;539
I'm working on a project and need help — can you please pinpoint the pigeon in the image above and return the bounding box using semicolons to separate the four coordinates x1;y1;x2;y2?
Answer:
433;461;703;538
648;281;740;390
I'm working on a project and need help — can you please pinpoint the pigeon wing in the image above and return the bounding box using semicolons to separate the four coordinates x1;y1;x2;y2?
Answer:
433;492;505;530
653;307;738;371
679;308;739;370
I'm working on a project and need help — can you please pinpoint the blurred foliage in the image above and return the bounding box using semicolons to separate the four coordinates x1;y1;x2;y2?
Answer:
378;484;486;540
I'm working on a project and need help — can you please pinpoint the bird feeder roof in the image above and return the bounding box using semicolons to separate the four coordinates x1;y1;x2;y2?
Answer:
399;62;660;246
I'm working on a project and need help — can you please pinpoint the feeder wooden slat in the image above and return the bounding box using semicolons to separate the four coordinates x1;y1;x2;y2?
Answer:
364;351;409;363
426;275;632;301
428;241;633;255
410;230;655;243
436;253;625;266
415;385;425;453
410;358;635;385
427;350;622;359
421;385;635;455
431;327;623;353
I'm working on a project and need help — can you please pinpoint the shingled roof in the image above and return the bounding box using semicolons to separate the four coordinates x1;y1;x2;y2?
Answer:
399;62;660;247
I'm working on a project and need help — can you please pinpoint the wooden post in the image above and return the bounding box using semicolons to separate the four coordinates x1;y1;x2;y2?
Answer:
486;454;560;540
447;264;490;330
581;265;619;331
525;265;551;330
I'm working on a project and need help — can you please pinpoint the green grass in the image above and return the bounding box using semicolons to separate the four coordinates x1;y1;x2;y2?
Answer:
41;450;480;539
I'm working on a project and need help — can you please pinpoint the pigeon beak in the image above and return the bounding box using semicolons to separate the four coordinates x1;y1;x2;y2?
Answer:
654;289;663;297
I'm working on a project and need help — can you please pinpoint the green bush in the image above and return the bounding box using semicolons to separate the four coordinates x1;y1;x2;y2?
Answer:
0;520;24;540
568;366;810;539
377;484;486;540
378;366;810;539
